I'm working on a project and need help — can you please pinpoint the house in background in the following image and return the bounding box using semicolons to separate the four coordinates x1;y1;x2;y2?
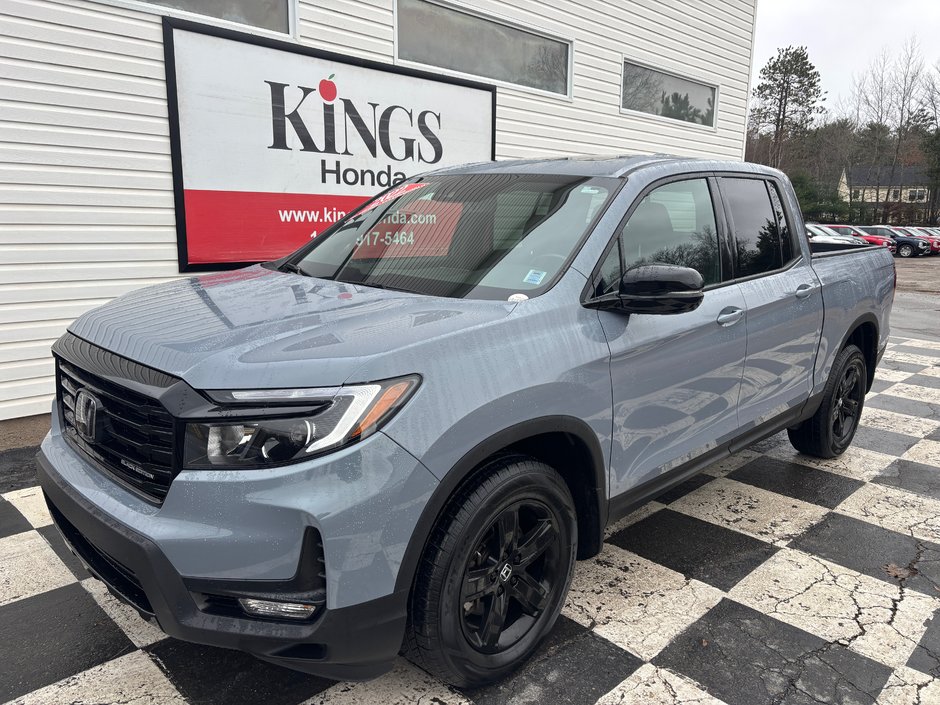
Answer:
837;166;933;222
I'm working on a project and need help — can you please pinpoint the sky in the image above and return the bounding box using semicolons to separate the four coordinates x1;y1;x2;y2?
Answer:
751;0;940;112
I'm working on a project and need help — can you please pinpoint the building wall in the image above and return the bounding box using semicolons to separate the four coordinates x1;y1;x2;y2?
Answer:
0;0;758;420
838;170;931;206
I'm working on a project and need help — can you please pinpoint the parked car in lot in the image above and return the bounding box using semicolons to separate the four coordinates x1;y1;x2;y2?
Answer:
38;156;896;686
824;224;896;253
859;225;931;257
902;227;940;255
805;223;868;250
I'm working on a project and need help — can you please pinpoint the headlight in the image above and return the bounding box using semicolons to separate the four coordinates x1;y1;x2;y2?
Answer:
183;375;419;469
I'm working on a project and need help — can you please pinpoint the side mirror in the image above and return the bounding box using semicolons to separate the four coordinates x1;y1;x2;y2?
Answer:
599;264;704;314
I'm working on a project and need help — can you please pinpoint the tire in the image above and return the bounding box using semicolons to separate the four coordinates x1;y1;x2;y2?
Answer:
898;244;914;257
404;456;577;687
788;344;867;458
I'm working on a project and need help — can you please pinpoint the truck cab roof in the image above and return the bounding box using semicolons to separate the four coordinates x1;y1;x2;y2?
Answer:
427;154;786;180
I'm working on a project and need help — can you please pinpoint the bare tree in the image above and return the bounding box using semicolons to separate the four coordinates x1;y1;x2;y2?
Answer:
850;40;926;222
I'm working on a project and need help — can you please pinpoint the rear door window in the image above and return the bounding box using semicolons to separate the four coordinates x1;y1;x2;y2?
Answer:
720;177;785;278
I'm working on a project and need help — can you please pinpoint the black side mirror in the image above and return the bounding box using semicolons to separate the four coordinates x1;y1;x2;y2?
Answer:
591;264;704;314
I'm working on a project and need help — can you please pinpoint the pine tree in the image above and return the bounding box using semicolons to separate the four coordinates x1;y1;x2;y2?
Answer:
752;46;825;169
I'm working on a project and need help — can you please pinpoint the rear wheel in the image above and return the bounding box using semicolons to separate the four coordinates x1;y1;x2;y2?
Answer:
405;456;577;687
788;344;867;458
898;243;914;257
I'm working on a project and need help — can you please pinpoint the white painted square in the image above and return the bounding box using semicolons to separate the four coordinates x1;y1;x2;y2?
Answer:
875;666;940;705
12;650;186;704
860;407;940;438
0;531;75;606
837;483;940;544
766;443;895;482
2;486;52;529
874;369;917;383
702;449;763;478
729;548;939;668
901;439;940;468
305;659;471;705
597;663;729;705
883;384;940;405
563;544;724;661
668;477;829;546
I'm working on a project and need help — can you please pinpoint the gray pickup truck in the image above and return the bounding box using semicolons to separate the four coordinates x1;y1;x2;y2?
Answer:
37;155;895;687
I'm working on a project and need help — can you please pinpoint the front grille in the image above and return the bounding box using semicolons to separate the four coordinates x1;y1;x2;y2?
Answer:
57;359;177;503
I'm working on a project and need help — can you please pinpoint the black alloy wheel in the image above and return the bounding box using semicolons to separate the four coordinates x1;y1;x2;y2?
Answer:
831;358;864;446
405;456;577;687
460;501;562;653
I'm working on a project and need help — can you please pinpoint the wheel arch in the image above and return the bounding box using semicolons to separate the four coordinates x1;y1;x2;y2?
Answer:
840;314;879;391
394;416;608;595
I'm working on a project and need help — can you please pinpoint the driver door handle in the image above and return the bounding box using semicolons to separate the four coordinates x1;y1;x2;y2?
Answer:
795;283;815;299
716;307;744;327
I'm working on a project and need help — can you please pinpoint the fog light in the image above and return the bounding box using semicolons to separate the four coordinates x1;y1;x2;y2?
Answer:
238;598;318;620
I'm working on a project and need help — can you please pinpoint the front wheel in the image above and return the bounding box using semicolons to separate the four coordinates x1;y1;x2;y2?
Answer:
788;344;867;458
898;243;914;257
404;456;577;687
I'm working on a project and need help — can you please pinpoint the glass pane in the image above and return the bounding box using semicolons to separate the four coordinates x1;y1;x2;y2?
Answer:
620;179;721;285
595;240;622;296
767;182;796;263
294;174;617;300
143;0;288;32
721;178;782;278
622;61;716;126
398;0;569;95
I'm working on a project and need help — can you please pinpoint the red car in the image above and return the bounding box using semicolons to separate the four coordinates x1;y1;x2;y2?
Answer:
904;227;940;255
824;224;896;253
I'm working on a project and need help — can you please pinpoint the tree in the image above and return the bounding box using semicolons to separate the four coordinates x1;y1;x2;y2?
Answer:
751;46;826;169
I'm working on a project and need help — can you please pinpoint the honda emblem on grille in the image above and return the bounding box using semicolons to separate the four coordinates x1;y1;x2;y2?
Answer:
74;390;102;443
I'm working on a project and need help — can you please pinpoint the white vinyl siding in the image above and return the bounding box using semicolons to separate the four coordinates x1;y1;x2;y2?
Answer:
0;0;756;420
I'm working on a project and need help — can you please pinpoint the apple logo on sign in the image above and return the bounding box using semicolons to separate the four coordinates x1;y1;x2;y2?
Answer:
319;74;337;103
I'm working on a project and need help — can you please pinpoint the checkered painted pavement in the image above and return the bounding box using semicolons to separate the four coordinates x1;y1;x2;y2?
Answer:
4;336;940;704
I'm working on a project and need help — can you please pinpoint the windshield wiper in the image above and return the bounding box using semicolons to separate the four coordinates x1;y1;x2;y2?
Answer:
280;261;309;276
347;280;413;294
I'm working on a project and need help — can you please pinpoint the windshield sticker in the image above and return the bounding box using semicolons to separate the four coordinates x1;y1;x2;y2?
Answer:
524;270;547;285
357;183;428;214
508;293;529;302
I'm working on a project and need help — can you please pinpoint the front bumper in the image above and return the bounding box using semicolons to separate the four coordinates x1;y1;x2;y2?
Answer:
37;415;439;680
39;450;409;680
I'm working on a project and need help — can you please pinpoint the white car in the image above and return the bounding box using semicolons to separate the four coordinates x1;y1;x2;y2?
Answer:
806;223;867;247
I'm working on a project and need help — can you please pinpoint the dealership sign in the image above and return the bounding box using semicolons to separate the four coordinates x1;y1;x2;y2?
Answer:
163;19;496;271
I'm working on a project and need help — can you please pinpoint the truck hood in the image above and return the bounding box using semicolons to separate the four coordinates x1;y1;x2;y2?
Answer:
67;266;513;390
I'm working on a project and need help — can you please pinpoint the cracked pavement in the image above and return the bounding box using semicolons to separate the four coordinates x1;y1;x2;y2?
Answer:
3;335;940;704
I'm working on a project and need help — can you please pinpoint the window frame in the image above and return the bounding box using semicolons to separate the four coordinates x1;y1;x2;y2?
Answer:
393;0;575;101
619;55;720;132
97;0;297;37
713;173;805;284
581;173;733;305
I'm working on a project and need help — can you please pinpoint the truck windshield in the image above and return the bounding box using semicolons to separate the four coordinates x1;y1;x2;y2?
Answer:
287;173;618;300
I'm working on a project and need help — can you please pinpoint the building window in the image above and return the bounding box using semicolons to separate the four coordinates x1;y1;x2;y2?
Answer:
396;0;570;95
851;189;860;200
916;189;927;201
138;0;289;32
622;61;716;127
892;189;901;201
